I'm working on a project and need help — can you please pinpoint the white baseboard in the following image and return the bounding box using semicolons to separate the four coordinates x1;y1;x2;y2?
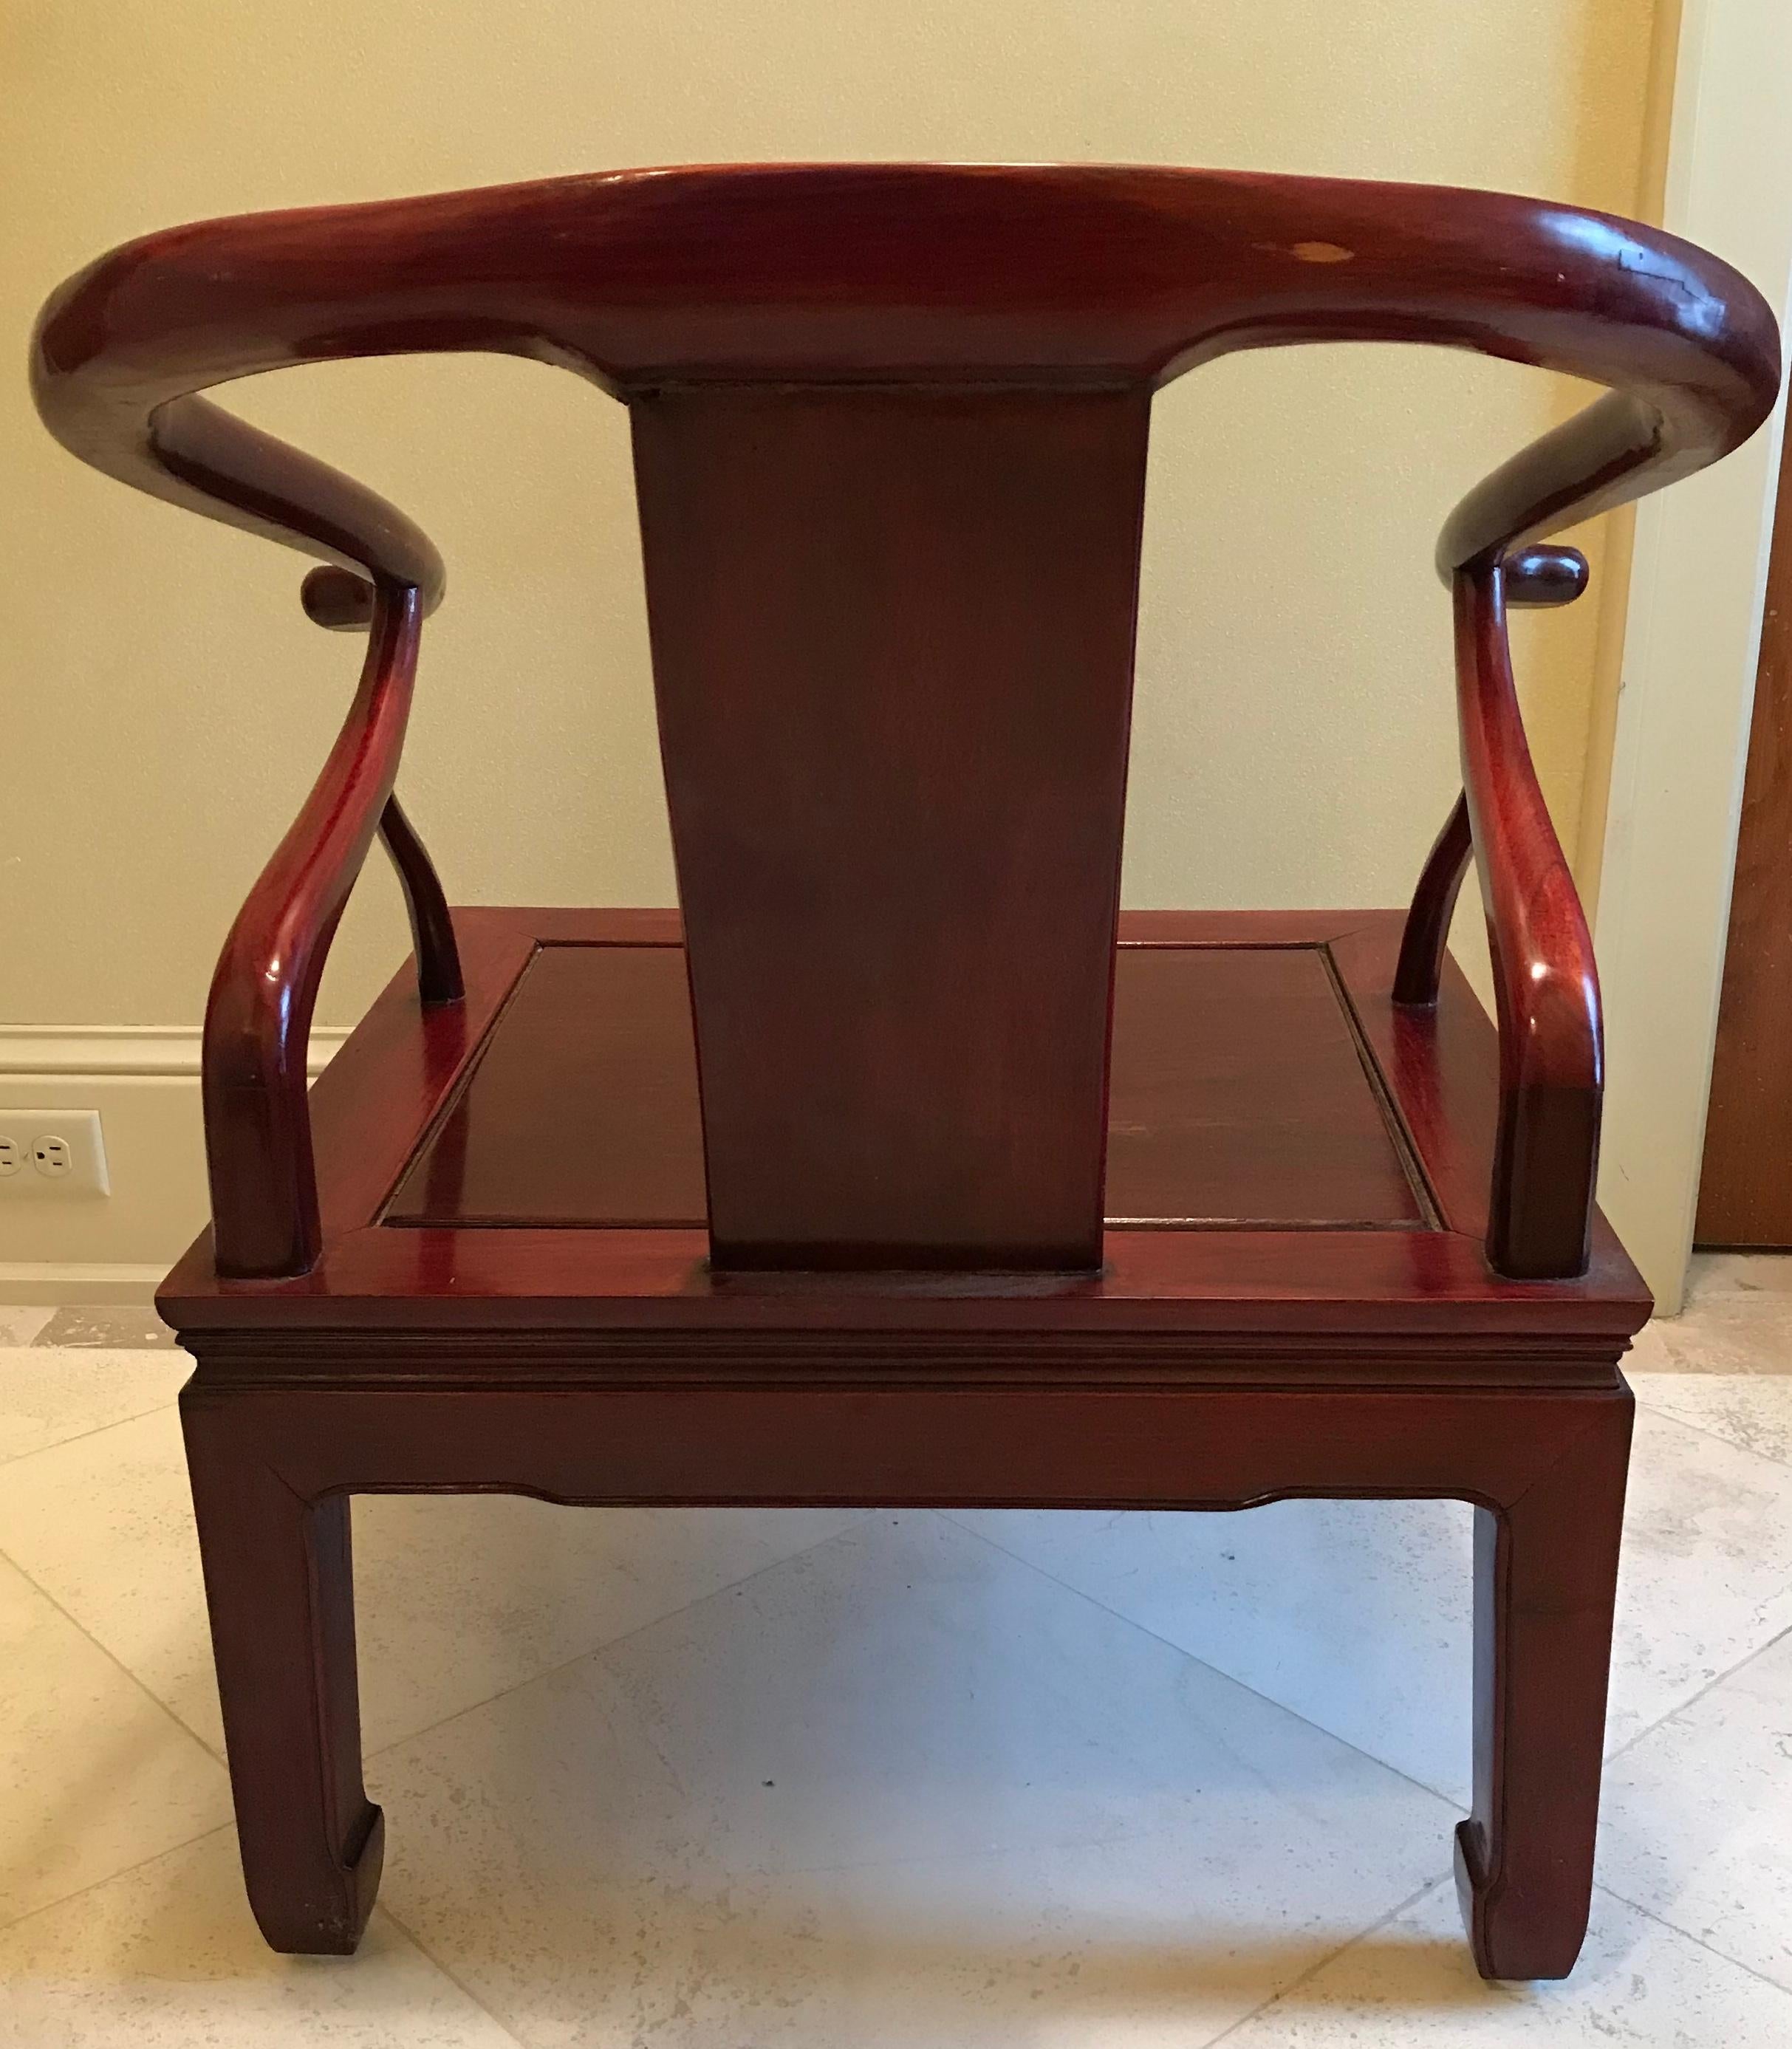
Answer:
0;1262;168;1305
0;1025;346;1079
0;1025;347;1294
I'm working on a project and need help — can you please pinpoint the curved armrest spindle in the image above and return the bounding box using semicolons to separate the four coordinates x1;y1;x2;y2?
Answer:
1394;548;1590;1012
1390;541;1604;1279
34;229;465;1278
1450;561;1603;1278
1387;230;1779;1276
204;583;428;1277
378;792;464;1008
1394;792;1474;1010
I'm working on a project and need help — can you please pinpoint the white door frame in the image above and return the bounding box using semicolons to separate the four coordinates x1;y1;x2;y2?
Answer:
1593;0;1792;1312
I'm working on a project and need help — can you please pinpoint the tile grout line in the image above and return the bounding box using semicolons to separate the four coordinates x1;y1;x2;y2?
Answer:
372;1528;1461;2049
1602;1617;1792;1770
1630;1380;1792;1471
937;1508;1470;1810
0;1506;875;1991
4;1386;875;1773
944;1493;1792;1813
1572;1379;1792;1770
0;1821;236;1939
0;1393;193;1475
16;1477;1784;1898
0;1493;1430;2033
0;1824;534;2049
1198;1874;1456;2046
372;1902;536;2047
0;1385;862;1969
1594;1880;1792;2000
366;1508;881;1762
0;1533;232;1771
1197;1874;1792;2041
1596;1386;1792;1765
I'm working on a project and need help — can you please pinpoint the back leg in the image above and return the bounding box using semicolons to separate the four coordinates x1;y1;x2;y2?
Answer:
1457;1390;1632;1978
181;1391;381;1954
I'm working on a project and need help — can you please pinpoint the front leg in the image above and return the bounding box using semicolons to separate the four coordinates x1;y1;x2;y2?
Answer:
1457;1387;1632;1978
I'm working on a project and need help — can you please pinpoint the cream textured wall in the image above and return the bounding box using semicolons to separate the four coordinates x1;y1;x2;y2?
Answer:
2;1;1660;1040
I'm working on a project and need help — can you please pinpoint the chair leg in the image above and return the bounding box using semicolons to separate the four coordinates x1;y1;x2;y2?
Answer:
1456;1392;1632;1980
181;1396;381;1954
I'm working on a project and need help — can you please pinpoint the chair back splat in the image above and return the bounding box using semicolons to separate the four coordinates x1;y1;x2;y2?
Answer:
635;384;1148;1268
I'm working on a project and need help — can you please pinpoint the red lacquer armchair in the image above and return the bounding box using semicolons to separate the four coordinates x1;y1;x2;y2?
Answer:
33;165;1779;1978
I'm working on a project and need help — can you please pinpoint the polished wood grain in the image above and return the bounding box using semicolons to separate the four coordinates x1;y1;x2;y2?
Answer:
377;793;462;1009
1699;424;1792;1244
1454;562;1604;1278
634;383;1147;1268
202;583;430;1277
35;163;1778;1983
386;936;1426;1231
1456;1392;1633;1980
1395;793;1474;1008
33;165;1776;620
387;942;708;1228
163;906;1647;1338
1394;545;1589;1011
181;1407;380;1953
1103;943;1428;1227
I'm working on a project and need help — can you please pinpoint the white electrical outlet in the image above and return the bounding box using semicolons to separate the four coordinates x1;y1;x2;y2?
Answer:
0;1112;109;1197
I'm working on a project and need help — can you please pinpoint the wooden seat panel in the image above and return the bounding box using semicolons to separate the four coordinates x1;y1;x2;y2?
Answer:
386;937;1426;1233
162;907;1645;1337
387;943;706;1229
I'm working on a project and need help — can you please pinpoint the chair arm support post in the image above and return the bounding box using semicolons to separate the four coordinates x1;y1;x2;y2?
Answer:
1395;547;1592;1008
1395;792;1474;1008
1453;559;1602;1280
203;584;427;1278
1389;230;1774;1276
377;793;464;1007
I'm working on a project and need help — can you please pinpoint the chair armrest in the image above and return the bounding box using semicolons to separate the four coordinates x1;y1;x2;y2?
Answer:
33;239;464;1276
1405;342;1780;1276
202;584;425;1276
32;245;444;631
1451;560;1602;1276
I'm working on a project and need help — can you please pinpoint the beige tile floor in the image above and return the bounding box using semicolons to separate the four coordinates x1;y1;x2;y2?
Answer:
1;1262;1790;2044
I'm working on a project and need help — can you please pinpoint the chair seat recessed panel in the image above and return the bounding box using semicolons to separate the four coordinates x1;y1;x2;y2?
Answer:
385;937;1427;1234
